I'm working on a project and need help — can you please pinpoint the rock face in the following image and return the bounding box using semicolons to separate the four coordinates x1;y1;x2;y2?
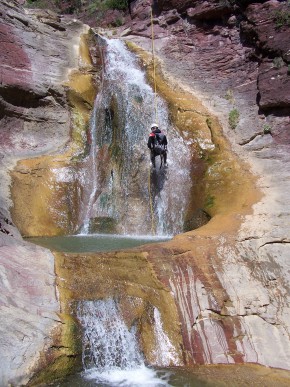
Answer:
119;0;290;371
0;1;95;384
0;235;58;386
1;0;290;383
55;249;184;367
5;3;99;237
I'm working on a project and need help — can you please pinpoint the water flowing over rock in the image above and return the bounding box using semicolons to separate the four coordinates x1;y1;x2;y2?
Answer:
117;0;290;370
54;248;186;382
152;307;182;366
77;299;144;371
80;38;195;235
75;299;181;384
1;0;290;383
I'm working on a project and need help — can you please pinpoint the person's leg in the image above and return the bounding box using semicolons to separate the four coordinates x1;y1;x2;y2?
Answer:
151;150;156;168
163;151;167;165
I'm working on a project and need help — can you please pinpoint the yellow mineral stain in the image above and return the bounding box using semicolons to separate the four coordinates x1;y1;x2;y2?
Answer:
54;250;184;366
127;42;261;236
11;32;97;237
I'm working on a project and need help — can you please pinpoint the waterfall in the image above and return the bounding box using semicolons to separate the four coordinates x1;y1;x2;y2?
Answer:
76;299;174;385
77;299;143;371
80;37;192;236
80;95;101;234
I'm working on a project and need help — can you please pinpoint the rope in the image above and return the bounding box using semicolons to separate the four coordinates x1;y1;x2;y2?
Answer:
150;6;158;123
148;5;157;236
148;167;156;235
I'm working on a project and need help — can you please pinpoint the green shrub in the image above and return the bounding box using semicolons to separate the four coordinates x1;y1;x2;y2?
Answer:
114;17;124;26
263;124;272;135
87;0;128;16
274;10;290;28
229;109;240;129
224;89;235;103
105;0;128;10
25;0;55;9
205;195;215;209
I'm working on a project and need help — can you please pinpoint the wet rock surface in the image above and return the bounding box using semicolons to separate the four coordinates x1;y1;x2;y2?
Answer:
0;1;93;385
121;0;290;371
1;0;290;384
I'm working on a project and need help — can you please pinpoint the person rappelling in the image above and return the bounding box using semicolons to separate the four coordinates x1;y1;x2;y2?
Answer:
147;123;168;168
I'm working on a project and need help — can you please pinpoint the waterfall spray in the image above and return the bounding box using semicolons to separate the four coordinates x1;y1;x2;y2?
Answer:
80;38;192;236
76;299;174;385
77;299;143;371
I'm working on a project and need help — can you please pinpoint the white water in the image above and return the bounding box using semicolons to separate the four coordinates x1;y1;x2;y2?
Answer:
77;299;143;371
83;366;169;386
152;308;181;367
77;299;179;386
80;38;192;236
80;95;101;234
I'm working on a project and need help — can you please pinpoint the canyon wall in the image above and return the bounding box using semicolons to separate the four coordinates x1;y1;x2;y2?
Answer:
0;1;97;384
1;0;290;384
120;0;290;369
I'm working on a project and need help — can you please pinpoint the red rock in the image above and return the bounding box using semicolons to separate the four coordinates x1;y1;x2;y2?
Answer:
162;9;180;25
130;0;151;20
0;22;32;95
0;1;89;384
258;61;290;109
243;1;290;56
186;1;232;20
100;9;124;27
158;0;198;13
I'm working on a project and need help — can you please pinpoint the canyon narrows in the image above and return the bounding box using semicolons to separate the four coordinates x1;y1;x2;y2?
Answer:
1;0;290;386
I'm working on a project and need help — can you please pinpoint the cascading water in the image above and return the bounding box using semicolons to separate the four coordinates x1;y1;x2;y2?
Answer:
76;299;177;385
80;95;101;234
80;37;193;236
77;299;143;371
152;308;181;367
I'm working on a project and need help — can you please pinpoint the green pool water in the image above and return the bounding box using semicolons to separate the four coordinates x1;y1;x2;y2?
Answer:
26;234;171;253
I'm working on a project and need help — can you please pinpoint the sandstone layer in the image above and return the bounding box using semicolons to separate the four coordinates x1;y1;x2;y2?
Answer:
54;50;290;371
1;0;290;384
115;0;290;370
0;1;96;384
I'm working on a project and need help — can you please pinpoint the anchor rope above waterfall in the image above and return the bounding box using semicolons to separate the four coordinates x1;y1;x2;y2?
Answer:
148;4;158;236
150;5;158;124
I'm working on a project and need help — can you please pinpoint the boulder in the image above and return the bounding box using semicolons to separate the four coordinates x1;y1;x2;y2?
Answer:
186;1;232;20
258;60;290;109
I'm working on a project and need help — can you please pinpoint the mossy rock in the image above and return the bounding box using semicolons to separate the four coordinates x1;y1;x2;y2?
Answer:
29;314;82;386
88;216;117;233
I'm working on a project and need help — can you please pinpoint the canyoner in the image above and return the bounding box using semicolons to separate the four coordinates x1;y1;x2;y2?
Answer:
147;123;168;169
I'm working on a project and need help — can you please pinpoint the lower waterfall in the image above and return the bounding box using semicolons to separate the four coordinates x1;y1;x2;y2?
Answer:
76;299;178;386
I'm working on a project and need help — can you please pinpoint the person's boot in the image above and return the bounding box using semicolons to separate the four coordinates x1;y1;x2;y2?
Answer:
164;152;168;167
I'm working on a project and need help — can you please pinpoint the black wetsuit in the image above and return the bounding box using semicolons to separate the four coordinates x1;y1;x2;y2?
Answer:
147;128;168;167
